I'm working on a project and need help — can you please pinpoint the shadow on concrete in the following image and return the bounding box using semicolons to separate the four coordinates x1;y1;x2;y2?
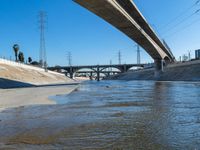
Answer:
0;78;34;89
0;78;80;89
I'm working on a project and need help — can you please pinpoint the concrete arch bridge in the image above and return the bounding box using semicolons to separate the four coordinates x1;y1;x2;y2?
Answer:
48;63;144;81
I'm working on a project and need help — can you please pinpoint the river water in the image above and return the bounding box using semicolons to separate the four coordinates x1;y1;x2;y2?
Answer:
0;80;200;149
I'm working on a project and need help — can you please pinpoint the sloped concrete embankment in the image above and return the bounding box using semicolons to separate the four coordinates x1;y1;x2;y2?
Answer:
106;60;200;81
0;58;76;88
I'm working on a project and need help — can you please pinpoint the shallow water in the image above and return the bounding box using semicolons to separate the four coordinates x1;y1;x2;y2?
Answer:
0;80;200;149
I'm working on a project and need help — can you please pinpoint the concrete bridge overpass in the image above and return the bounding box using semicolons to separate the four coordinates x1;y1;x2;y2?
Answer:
48;63;144;81
74;0;176;77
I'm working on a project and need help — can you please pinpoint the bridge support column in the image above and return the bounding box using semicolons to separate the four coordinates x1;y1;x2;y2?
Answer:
123;65;127;73
90;72;93;80
154;59;164;79
97;66;100;81
69;67;73;79
70;73;73;79
107;72;110;77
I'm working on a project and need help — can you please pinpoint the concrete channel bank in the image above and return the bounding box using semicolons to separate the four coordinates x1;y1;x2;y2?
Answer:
105;60;200;81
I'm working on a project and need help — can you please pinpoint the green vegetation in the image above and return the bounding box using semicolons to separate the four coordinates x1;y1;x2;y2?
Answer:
18;52;24;63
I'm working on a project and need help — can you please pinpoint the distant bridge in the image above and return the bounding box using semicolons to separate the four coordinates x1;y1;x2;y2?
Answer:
74;0;176;77
75;70;121;80
48;63;144;81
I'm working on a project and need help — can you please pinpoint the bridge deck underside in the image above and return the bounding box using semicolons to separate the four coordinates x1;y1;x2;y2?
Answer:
74;0;174;61
116;0;174;60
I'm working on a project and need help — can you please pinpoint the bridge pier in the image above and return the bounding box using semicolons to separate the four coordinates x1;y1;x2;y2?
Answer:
107;72;110;77
64;72;68;78
69;73;73;79
97;66;100;81
123;64;127;73
69;67;73;79
90;72;93;80
154;59;164;78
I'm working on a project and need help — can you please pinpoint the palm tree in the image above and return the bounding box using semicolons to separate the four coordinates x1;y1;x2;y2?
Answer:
13;44;19;62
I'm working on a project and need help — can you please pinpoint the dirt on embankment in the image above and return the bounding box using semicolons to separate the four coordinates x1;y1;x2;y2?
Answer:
106;60;200;81
0;59;76;88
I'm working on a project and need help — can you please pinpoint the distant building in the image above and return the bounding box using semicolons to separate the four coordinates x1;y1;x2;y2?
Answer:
182;54;188;62
195;49;200;59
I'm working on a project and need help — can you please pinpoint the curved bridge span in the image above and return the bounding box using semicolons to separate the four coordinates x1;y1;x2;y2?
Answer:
74;0;175;77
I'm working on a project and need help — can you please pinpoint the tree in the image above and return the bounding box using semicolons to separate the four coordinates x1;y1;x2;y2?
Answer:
13;44;20;62
18;52;24;63
28;57;32;64
31;61;39;66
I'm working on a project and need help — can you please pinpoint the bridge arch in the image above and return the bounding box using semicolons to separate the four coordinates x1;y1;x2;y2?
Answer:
74;71;108;80
164;56;171;65
75;68;96;72
100;67;122;72
127;66;143;71
73;68;96;77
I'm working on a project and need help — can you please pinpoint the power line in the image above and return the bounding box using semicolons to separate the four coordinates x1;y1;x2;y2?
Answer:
161;0;200;31
164;16;200;38
162;8;200;36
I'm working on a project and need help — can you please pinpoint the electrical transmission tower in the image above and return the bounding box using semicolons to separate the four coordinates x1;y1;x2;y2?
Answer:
67;52;72;66
118;50;121;65
137;44;141;64
38;11;47;71
110;60;112;71
188;50;191;61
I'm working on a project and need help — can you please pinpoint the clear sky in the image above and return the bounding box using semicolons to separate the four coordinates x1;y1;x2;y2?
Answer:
0;0;200;66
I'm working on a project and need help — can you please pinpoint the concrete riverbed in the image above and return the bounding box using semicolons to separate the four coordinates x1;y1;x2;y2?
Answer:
0;80;200;149
0;85;78;111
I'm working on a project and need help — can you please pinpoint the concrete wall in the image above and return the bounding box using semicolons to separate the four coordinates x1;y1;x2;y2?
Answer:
0;58;75;88
0;58;65;76
106;60;200;81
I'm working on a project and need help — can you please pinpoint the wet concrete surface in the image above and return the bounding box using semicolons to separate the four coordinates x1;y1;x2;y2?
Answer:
0;81;200;149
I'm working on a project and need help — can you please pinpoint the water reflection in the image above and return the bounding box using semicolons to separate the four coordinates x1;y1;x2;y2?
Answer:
0;81;200;149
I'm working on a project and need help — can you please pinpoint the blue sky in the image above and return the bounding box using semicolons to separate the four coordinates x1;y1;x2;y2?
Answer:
0;0;200;66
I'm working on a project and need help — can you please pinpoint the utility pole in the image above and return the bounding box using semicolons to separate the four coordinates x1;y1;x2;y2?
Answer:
118;50;121;65
38;11;47;71
188;50;191;61
67;51;72;66
67;51;73;78
137;44;141;64
110;60;112;72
